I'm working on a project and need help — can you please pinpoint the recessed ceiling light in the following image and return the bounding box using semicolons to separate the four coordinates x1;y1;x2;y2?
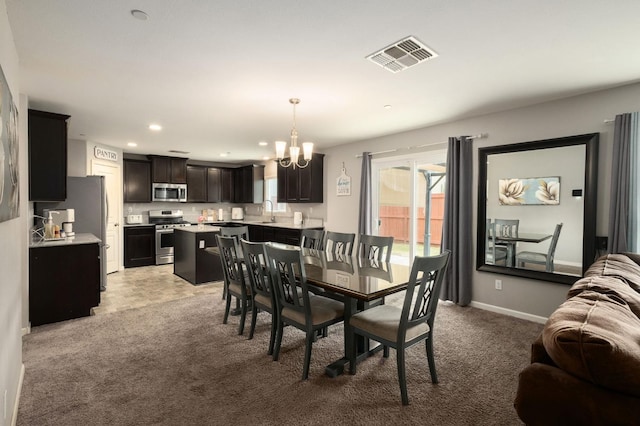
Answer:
258;141;268;146
131;10;148;20
149;124;162;131
384;105;392;109
220;152;229;157
262;156;271;160
127;142;137;147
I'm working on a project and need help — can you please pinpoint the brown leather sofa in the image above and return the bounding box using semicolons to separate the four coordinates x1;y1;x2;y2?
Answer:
514;253;640;425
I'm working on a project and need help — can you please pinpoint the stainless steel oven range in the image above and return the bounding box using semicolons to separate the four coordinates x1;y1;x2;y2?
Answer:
149;209;191;265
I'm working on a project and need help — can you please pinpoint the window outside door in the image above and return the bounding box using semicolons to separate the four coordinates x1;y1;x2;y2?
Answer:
372;151;446;264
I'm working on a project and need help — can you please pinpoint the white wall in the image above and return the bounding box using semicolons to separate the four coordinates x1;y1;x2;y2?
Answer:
324;82;640;319
0;0;25;423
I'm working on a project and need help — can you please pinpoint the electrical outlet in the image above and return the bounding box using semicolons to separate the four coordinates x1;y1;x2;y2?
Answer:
127;206;133;214
495;279;503;290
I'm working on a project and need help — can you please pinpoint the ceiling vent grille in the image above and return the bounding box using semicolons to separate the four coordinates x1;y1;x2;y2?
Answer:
366;36;438;73
168;150;190;154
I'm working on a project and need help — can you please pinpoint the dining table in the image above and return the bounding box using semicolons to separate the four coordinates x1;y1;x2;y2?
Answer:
296;247;413;377
493;232;552;267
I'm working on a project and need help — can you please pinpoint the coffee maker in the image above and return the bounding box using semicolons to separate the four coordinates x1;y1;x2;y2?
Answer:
43;208;75;237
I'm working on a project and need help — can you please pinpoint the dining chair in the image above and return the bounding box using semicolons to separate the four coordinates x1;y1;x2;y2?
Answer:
216;235;252;335
348;250;451;405
220;225;249;242
324;231;355;256
485;219;507;265
516;223;563;272
300;229;325;250
266;245;345;380
357;234;394;262
241;239;278;356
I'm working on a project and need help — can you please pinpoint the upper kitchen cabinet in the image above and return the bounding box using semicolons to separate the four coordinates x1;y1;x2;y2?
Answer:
28;109;70;201
277;153;324;203
234;164;265;204
149;156;188;184
123;159;151;203
186;165;207;202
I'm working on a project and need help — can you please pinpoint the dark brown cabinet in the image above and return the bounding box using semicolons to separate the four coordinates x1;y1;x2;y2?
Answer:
206;167;222;202
29;242;101;326
28;109;70;201
233;164;265;204
220;168;234;202
123;159;152;202
277;153;324;203
124;225;156;268
150;156;188;184
187;165;207;202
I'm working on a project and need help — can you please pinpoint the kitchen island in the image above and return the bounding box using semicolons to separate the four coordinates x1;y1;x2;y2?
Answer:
173;226;224;285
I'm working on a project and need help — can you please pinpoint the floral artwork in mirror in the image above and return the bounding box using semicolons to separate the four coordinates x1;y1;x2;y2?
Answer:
498;177;560;205
477;133;598;285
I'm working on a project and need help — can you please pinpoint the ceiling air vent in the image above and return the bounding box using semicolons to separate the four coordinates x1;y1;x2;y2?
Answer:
366;36;438;73
168;150;190;154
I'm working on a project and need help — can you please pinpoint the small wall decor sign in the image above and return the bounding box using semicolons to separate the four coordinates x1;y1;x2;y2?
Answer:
337;163;351;196
499;176;560;205
94;146;118;162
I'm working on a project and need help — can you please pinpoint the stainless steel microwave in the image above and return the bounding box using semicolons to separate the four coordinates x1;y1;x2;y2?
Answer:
152;183;187;202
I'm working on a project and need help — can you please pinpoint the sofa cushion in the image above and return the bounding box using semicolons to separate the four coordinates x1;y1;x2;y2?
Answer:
542;288;640;398
568;275;640;318
584;253;640;291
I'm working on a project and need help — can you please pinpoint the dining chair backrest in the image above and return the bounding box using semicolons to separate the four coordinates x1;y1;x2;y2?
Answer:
494;219;519;238
547;223;563;259
241;239;272;302
485;219;507;265
215;235;244;285
266;245;311;320
324;231;355;256
357;234;394;262
300;229;325;250
220;226;249;243
357;257;393;281
401;250;451;337
325;250;354;273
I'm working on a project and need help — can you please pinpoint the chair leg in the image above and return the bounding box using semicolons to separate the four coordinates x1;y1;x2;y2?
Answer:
223;292;232;324
302;330;314;380
249;303;259;339
267;313;277;355
397;347;409;405
425;337;438;383
383;345;390;358
238;298;247;335
273;317;284;361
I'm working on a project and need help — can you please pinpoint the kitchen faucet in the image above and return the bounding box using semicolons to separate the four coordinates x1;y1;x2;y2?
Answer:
265;200;275;222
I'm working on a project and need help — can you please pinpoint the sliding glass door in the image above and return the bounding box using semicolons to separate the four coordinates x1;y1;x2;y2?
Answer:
372;151;446;264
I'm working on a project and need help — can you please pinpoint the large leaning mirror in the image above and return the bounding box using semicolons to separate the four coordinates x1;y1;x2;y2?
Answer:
476;133;598;285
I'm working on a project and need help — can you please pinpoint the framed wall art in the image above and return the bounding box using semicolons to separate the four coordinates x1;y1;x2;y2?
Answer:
0;65;19;223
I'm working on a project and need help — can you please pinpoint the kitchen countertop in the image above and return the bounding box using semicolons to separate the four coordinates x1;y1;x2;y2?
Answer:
175;226;221;233
199;221;323;230
123;223;155;228
30;233;102;248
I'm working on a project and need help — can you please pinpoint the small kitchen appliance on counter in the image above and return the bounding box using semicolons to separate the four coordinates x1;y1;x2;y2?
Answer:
126;214;143;224
231;207;244;220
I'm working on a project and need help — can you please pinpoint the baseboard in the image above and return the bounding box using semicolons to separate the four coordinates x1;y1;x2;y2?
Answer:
11;364;25;426
469;301;548;324
21;325;31;336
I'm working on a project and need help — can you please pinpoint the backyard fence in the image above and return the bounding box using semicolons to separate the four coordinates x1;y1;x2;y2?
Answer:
378;194;444;245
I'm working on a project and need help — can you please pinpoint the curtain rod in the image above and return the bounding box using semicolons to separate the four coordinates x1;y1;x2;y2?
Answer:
355;133;487;158
604;119;614;123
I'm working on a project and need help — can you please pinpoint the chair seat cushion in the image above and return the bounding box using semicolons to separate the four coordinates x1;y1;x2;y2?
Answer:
228;281;251;297
282;295;344;326
254;293;272;309
350;304;430;343
517;251;547;263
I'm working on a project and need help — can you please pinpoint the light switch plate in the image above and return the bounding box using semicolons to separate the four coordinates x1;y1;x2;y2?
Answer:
199;240;205;249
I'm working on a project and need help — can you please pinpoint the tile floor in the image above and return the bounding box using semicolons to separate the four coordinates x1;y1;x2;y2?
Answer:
93;264;222;315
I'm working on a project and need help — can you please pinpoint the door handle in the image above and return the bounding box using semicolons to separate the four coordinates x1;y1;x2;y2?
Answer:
105;244;110;250
114;223;119;227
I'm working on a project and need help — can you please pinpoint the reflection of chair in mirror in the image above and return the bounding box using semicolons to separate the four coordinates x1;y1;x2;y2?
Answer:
324;231;355;256
516;223;563;272
266;245;345;380
493;219;520;266
485;219;507;265
300;229;325;250
349;251;451;405
357;257;393;282
357;234;393;262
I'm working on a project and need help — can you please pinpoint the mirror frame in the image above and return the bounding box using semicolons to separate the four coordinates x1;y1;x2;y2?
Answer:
476;133;599;285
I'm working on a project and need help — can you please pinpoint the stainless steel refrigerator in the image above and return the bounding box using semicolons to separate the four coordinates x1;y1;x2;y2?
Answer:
35;176;108;290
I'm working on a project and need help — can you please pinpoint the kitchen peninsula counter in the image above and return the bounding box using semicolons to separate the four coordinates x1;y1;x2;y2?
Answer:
173;227;223;285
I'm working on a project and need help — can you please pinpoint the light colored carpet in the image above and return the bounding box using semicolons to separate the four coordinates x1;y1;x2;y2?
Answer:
18;286;542;425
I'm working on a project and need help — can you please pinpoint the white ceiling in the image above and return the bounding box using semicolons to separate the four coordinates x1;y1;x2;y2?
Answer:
7;0;640;163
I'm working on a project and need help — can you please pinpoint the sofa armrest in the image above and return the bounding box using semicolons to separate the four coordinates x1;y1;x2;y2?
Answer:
515;363;640;426
530;333;555;366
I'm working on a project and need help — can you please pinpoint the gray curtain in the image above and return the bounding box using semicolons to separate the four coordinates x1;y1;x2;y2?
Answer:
358;152;372;235
608;112;640;253
440;137;473;306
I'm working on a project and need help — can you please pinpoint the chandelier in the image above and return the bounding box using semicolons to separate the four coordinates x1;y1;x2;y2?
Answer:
275;98;313;169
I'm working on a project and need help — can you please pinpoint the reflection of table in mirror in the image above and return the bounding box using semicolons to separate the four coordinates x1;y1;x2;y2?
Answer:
493;232;552;267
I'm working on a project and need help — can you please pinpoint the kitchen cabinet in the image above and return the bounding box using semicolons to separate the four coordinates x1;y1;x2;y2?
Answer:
28;109;70;201
187;165;207;202
173;227;224;284
277;153;324;203
123;159;152;202
150;156;188;184
220;168;234;202
234;164;265;204
124;225;156;268
29;242;101;326
207;167;234;203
